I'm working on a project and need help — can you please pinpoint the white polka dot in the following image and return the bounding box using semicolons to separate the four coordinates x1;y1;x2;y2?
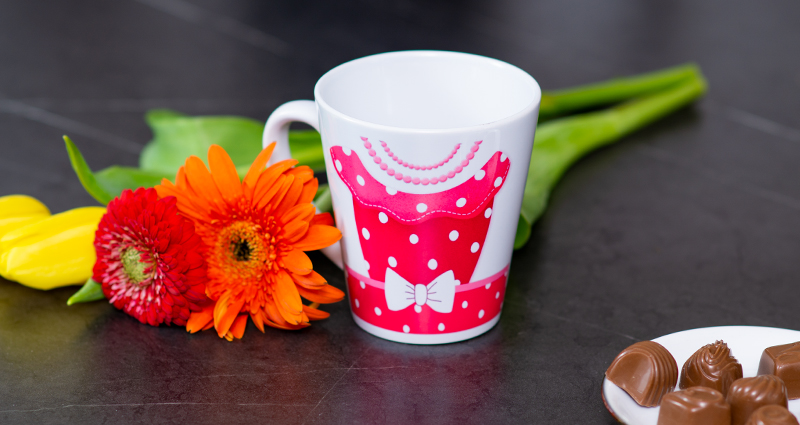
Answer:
357;175;366;186
365;261;370;270
471;242;480;253
355;299;360;308
462;300;468;309
386;187;397;195
484;208;492;218
501;153;507;162
409;234;419;244
403;325;410;333
478;309;485;319
378;212;388;223
414;305;422;313
343;147;352;155
485;282;491;290
496;291;500;299
374;307;382;316
335;160;342;172
438;323;445;332
456;198;466;208
388;256;397;267
361;227;370;240
359;280;365;289
475;169;485;180
494;177;503;187
428;259;438;270
448;230;459;241
416;203;427;213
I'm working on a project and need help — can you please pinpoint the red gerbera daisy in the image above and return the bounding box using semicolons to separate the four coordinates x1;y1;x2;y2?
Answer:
93;187;209;326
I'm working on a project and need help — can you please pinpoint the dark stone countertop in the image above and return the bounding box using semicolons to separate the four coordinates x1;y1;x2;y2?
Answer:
1;1;799;423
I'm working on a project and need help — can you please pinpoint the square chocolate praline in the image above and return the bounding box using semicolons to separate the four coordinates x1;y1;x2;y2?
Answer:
758;342;800;399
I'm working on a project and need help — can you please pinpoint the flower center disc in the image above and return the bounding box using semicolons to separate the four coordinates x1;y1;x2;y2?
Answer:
121;248;152;285
213;220;277;284
231;238;252;262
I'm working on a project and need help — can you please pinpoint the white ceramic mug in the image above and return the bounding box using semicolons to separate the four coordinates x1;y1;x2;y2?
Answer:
263;51;541;344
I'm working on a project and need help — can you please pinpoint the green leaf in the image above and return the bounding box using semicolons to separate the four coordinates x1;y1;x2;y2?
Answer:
139;109;326;177
539;63;703;120
288;130;325;172
513;73;708;249
64;135;114;205
313;184;332;214
139;109;264;174
67;278;105;305
94;166;173;196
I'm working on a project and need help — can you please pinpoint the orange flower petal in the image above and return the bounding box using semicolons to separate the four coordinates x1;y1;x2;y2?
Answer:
264;300;286;326
281;203;316;227
310;213;334;227
286;165;314;183
243;142;276;194
293;224;342;251
186;304;214;334
275;272;304;324
303;304;330;320
281;248;312;274
298;178;319;205
251;310;266;333
273;178;304;218
291;270;327;289
297;284;345;304
185;156;224;206
228;314;248;339
213;292;246;337
208;145;243;199
253;159;298;201
256;174;293;211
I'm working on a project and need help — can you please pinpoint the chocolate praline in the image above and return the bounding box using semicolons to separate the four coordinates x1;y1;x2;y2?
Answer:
727;375;789;425
758;341;800;399
680;340;743;397
606;340;678;407
745;405;799;425
657;386;730;425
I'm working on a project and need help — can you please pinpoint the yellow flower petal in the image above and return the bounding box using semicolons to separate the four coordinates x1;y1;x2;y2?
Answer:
1;223;98;289
0;195;50;219
0;206;105;290
0;207;105;251
0;216;48;240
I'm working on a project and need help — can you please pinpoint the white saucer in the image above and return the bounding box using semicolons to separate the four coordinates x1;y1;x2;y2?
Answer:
602;326;800;424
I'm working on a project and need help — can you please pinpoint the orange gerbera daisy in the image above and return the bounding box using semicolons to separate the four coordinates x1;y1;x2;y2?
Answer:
155;143;344;340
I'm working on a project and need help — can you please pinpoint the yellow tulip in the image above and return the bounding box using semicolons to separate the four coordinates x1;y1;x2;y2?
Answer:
0;206;106;290
0;195;51;240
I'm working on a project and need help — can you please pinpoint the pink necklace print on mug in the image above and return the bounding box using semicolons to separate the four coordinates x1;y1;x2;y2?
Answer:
330;138;511;336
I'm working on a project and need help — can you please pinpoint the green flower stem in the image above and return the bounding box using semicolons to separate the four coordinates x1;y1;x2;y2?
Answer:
538;63;703;120
67;278;105;305
514;73;708;248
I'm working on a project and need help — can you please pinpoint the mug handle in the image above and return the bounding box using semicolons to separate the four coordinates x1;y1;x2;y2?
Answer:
262;100;344;269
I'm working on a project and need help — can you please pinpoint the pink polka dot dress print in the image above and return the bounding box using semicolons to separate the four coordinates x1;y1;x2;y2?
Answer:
331;143;511;337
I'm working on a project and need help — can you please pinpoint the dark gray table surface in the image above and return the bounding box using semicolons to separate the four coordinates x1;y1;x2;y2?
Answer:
1;1;800;423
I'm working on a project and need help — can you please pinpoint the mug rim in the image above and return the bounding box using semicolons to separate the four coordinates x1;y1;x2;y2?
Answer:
313;50;541;134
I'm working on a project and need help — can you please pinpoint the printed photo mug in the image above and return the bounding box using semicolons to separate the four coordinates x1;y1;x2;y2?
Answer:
263;51;541;344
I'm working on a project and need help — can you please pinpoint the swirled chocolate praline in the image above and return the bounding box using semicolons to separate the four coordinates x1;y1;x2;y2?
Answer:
680;340;743;397
745;405;799;425
727;375;789;425
606;340;678;407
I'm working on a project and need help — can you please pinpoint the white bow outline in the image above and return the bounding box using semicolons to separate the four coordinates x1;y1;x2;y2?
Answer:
384;268;459;313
